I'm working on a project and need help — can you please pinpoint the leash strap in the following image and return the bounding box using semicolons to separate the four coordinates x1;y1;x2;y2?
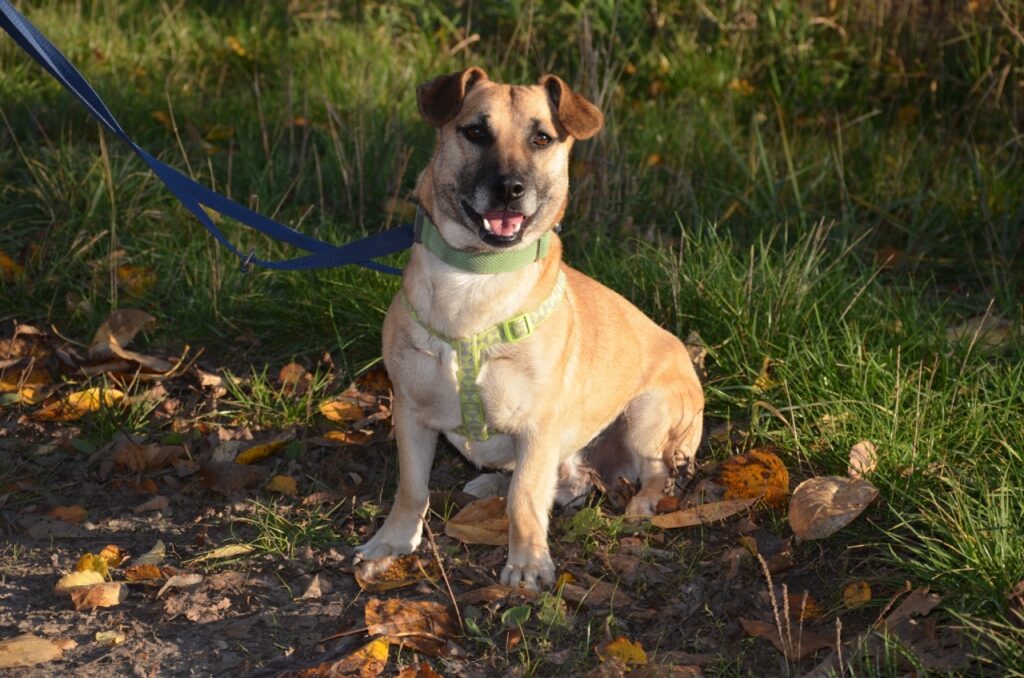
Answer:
0;0;413;274
402;271;567;441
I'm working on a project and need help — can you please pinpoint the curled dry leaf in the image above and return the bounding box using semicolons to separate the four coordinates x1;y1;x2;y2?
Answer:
87;309;155;360
125;563;165;582
200;462;269;496
444;496;509;545
278;362;310;396
740;617;835;660
133;495;169;513
788;592;825;622
715;448;790;509
69;582;127;610
265;474;299;496
364;598;456;657
95;630;127;646
848;440;878;479
0;634;63;669
650;497;757;529
131;539;166;566
319;399;363;423
156;573;205;599
189;543;254;563
284;637;389;678
789;476;879;541
116;265;157;297
112;439;186;472
97;544;128;567
843;580;872;608
354;554;440;593
236;433;293;465
47;505;87;524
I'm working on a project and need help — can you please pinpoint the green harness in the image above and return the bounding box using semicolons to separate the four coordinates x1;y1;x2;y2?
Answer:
405;210;567;441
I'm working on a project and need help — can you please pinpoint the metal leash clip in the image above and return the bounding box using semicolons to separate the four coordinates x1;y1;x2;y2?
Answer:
239;249;256;274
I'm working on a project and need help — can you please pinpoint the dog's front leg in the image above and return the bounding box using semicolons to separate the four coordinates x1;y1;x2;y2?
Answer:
501;426;560;591
354;395;437;567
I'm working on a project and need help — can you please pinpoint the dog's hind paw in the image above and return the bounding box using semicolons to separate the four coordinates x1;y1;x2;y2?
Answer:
500;555;555;592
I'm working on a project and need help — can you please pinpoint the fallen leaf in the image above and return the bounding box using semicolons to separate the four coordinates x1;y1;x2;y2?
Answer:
457;584;534;606
716;448;790;509
112;440;185;471
97;544;128;567
54;570;105;594
788;592;825;622
125;563;165;582
320;429;373;446
0;365;50;394
47;505;87;524
131;540;166;566
0;634;63;669
133;495;169;513
299;573;332;600
740;617;835;660
789;476;879;541
34;387;125;421
843;580;872;608
444;496;509;545
650;497;757;528
87;309;155;361
848;441;878;479
265;474;298;496
236;436;291;465
116;265;156;297
189;543;254;563
226;35;247;57
74;553;109;578
882;586;941;628
287;637;389;677
94;630;126;646
365;598;456;656
156;573;204;598
319;399;363;423
752;356;777;392
946;314;1016;351
69;582;127;610
200;462;269;496
0;250;25;280
278;362;310;395
354;554;440;593
598;636;648;666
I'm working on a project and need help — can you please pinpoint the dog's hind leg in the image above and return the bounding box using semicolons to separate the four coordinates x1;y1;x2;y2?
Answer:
354;394;438;567
623;389;702;517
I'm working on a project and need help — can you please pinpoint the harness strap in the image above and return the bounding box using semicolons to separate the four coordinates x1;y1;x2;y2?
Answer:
403;271;567;441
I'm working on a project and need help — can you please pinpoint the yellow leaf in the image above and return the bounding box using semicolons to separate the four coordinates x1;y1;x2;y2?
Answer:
354;554;440;593
319;399;363;423
74;553;109;578
235;439;288;465
205;124;235;141
0;249;24;280
321;429;373;445
69;582;127;610
0;366;50;393
151;110;173;130
716;448;790;509
555;571;575;588
97;545;128;567
225;35;246;57
600;636;648;666
116;265;156;297
53;570;105;594
843;580;872;608
189;543;254;563
265;474;298;496
0;634;63;669
94;630;126;646
302;637;389;677
753;356;777;392
34;387;124;421
645;153;662;167
728;77;756;96
124;563;164;582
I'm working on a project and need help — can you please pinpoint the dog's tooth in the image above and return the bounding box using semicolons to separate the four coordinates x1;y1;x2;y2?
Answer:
482;218;493;233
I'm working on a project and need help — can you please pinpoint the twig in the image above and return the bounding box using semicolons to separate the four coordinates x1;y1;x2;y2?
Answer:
423;519;463;633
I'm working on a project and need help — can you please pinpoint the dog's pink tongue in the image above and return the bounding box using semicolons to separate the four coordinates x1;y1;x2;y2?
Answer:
484;210;524;237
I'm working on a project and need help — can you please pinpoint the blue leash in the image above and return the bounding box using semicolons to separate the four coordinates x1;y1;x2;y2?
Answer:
0;0;413;275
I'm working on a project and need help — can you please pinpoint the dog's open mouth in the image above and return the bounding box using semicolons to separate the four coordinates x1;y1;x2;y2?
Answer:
462;201;526;247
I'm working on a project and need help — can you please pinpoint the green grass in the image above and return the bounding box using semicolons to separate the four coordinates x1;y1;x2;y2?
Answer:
2;0;1023;673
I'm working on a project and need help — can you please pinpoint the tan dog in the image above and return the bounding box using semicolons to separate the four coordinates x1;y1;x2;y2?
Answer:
354;68;704;590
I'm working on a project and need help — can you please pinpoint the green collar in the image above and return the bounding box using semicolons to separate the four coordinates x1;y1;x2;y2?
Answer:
403;270;567;441
415;208;552;274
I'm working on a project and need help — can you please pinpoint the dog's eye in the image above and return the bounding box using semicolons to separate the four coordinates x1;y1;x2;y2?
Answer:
532;132;552;147
463;125;488;142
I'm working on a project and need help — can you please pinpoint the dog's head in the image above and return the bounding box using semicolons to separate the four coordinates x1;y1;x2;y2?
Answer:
415;67;603;250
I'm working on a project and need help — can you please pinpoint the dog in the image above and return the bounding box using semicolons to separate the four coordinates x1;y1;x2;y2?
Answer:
353;68;704;590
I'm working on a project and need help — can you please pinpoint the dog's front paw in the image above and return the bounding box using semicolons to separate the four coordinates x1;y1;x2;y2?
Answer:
354;523;422;564
500;553;555;592
625;492;662;518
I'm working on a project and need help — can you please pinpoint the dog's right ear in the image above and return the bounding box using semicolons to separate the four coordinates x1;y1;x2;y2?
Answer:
417;67;489;127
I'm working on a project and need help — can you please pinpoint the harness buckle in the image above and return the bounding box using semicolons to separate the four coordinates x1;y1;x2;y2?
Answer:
500;313;534;342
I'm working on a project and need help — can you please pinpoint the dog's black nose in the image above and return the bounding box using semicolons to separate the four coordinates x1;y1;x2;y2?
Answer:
493;175;525;203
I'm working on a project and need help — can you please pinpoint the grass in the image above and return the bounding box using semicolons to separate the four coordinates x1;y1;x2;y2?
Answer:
2;0;1023;673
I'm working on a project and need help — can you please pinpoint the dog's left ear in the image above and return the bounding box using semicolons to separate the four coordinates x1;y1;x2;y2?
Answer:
417;67;489;127
539;75;604;140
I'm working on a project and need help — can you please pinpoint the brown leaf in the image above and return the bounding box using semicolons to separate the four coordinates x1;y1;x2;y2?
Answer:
156;573;205;599
789;476;879;541
112;440;185;472
0;249;25;281
354;554;440;593
740;617;835;660
200;462;269;496
278;362;310;396
133;495;169;513
69;582;127;610
650;498;757;529
444;496;509;545
946;314;1017;351
0;634;63;669
715;448;790;509
882;586;941;629
457;584;535;606
47;505;87;524
364;598;456;657
848;441;878;479
116;265;157;297
788;592;825;622
87;309;156;361
125;563;165;582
